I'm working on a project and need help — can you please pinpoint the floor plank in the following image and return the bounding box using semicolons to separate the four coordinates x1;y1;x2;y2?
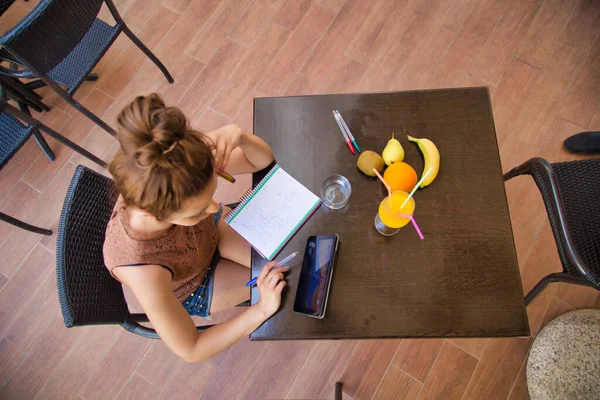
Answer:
178;39;247;127
418;342;478;400
0;245;54;334
210;22;290;118
339;339;401;400
301;0;377;83
372;365;421;400
157;360;215;399
199;337;269;400
229;0;286;45
273;0;313;30
36;325;121;400
508;359;530;400
345;0;411;66
391;22;456;91
78;331;152;400
286;340;357;399
392;339;444;383
3;268;60;354
117;373;160;400
516;0;579;69
256;5;335;96
470;0;541;87
149;0;222;73
184;0;254;64
135;340;182;390
428;3;502;89
241;341;315;400
0;339;25;392
462;337;532;400
98;6;179;98
447;338;489;359
491;59;541;149
558;35;600;129
0;317;82;400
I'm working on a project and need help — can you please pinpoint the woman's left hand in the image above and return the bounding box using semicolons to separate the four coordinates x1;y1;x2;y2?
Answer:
206;125;244;171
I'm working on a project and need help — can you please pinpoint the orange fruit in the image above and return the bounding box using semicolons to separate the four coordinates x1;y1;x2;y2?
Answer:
383;162;418;192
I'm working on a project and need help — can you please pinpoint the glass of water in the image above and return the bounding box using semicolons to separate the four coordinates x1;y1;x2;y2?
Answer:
320;174;351;209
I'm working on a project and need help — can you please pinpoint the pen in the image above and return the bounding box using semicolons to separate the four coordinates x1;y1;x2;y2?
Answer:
216;169;236;183
245;251;299;287
335;110;361;153
332;110;356;155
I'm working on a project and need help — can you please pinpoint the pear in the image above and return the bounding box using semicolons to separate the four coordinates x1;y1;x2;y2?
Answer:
381;132;404;165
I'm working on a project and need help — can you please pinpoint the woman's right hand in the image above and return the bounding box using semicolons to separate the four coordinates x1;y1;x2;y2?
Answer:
255;261;287;319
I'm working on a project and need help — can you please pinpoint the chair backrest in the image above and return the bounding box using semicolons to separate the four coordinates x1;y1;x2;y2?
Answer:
56;164;129;327
552;159;600;285
58;165;218;339
0;0;104;75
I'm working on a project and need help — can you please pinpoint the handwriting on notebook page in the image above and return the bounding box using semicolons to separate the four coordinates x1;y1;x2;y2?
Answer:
228;168;320;258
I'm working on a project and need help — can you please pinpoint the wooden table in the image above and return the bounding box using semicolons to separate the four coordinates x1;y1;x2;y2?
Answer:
250;88;529;340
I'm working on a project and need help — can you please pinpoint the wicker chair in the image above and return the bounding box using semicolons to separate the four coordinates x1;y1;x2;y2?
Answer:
504;157;600;304
57;166;252;338
0;0;173;136
0;91;106;235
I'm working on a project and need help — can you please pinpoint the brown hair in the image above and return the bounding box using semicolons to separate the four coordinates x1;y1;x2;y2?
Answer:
109;93;214;219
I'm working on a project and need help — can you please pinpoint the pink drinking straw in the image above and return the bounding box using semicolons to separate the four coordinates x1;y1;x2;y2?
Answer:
372;168;392;208
398;213;425;240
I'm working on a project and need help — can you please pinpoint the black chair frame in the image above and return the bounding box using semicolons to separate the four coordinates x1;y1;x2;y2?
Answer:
504;157;600;305
0;211;52;235
57;166;238;339
2;97;107;169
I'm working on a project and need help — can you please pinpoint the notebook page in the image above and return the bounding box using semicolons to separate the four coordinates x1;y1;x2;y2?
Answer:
228;168;320;259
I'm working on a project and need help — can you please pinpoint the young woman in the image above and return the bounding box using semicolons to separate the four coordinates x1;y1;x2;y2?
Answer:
103;93;285;363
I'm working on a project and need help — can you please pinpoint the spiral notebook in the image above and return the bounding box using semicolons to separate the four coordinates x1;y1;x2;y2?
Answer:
224;165;321;260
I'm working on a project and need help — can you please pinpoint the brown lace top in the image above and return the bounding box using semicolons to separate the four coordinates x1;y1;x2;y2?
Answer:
103;198;219;302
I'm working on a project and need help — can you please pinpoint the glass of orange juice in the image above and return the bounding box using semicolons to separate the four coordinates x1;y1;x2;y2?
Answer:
374;191;416;236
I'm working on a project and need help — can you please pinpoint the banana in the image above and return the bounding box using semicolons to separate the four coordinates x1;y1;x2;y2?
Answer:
407;135;440;188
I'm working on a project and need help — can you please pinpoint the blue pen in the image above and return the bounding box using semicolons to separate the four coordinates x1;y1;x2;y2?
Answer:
336;110;361;153
245;251;299;287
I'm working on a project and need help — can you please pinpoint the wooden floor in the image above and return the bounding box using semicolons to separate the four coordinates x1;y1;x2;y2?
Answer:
1;0;600;398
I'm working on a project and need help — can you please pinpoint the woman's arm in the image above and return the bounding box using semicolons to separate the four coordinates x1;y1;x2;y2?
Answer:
206;124;274;175
114;262;285;363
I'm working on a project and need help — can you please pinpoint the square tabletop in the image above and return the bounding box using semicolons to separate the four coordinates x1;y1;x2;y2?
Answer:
249;88;529;340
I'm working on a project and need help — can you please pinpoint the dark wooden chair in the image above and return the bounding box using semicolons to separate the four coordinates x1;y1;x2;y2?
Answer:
504;157;600;304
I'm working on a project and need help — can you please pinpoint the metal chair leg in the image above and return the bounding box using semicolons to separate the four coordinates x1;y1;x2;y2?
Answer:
1;76;50;112
6;103;108;168
24;79;47;91
32;130;56;161
5;87;43;113
335;382;343;400
0;212;52;236
122;27;174;83
42;77;117;136
69;96;116;136
84;73;99;82
14;100;56;161
525;273;598;305
39;124;107;168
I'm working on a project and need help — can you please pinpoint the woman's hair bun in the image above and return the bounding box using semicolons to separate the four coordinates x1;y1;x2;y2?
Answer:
116;93;192;170
110;93;215;219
